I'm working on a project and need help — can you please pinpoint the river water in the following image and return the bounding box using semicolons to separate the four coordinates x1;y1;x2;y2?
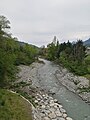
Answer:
32;59;90;120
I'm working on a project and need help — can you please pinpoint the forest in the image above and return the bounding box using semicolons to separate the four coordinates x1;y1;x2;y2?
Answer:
40;36;90;76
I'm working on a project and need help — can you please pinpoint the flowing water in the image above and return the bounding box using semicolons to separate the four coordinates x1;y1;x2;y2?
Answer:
32;59;90;120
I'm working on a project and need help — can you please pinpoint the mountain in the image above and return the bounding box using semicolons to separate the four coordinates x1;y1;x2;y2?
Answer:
83;38;90;47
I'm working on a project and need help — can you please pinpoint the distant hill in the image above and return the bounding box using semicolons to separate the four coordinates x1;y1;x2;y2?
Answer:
15;41;40;53
17;41;39;48
83;38;90;47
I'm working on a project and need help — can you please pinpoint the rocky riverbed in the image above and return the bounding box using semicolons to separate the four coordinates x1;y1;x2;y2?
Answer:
55;67;90;103
32;91;73;120
17;63;73;120
20;60;90;103
17;59;90;120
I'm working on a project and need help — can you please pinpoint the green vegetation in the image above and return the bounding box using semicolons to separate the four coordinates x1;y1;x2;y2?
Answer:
0;15;39;88
46;36;90;76
0;15;39;119
11;81;37;107
85;55;90;74
77;87;90;93
0;89;32;120
84;55;90;86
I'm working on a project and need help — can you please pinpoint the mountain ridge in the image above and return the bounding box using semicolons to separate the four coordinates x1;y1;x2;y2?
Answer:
83;38;90;47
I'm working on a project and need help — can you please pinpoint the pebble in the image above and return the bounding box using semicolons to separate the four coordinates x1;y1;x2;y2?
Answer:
63;113;67;118
48;112;56;119
55;110;62;117
32;92;73;120
34;100;38;103
41;105;46;109
66;117;73;120
43;117;50;120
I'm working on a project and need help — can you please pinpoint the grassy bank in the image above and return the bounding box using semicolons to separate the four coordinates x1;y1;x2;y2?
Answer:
0;89;32;120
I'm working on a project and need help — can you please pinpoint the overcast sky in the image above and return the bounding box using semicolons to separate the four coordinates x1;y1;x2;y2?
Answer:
0;0;90;47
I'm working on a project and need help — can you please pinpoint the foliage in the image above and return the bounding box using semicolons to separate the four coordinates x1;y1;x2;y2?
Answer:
77;87;90;93
46;37;89;76
10;81;37;107
85;55;90;65
0;15;39;88
0;49;17;87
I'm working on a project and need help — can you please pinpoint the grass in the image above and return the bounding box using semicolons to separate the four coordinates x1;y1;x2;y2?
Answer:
84;74;90;79
16;90;37;107
0;89;32;120
83;56;90;86
78;87;90;93
10;81;36;107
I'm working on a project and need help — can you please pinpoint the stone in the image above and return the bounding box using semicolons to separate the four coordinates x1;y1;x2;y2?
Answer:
54;99;58;103
66;117;73;120
37;98;41;101
42;94;45;97
48;112;56;119
54;103;59;106
49;96;53;100
41;105;46;109
58;104;63;108
32;92;73;120
49;108;55;112
57;117;65;120
63;113;67;118
40;100;44;103
55;110;62;117
44;102;48;106
44;97;48;100
45;110;50;114
52;119;57;120
34;100;38;103
40;113;45;117
43;117;50;120
50;103;55;107
50;100;54;104
60;108;66;113
33;114;37;119
45;106;50;110
54;105;58;109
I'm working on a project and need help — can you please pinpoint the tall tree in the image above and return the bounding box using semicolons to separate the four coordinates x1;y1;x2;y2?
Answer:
0;15;10;38
73;40;86;63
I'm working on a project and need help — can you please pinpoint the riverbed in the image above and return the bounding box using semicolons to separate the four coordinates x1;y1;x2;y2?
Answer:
18;59;90;120
29;59;90;120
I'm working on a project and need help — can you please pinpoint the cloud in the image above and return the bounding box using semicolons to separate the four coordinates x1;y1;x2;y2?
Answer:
0;0;90;46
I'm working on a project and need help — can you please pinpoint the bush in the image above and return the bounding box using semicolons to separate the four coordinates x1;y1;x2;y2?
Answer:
85;55;90;65
0;50;17;87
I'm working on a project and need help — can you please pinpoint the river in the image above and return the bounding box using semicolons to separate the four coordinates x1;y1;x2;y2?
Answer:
31;59;90;120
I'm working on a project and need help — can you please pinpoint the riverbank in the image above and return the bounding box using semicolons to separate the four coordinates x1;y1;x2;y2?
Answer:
54;64;90;103
32;90;73;120
16;63;73;120
22;60;90;103
0;89;32;120
16;60;90;120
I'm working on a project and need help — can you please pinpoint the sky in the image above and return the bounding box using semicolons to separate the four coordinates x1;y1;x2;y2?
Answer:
0;0;90;47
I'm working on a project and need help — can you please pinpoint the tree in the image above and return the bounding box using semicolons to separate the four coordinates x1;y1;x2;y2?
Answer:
0;16;10;30
47;36;60;60
73;40;86;63
0;15;39;88
47;42;56;60
0;49;16;87
0;15;10;38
